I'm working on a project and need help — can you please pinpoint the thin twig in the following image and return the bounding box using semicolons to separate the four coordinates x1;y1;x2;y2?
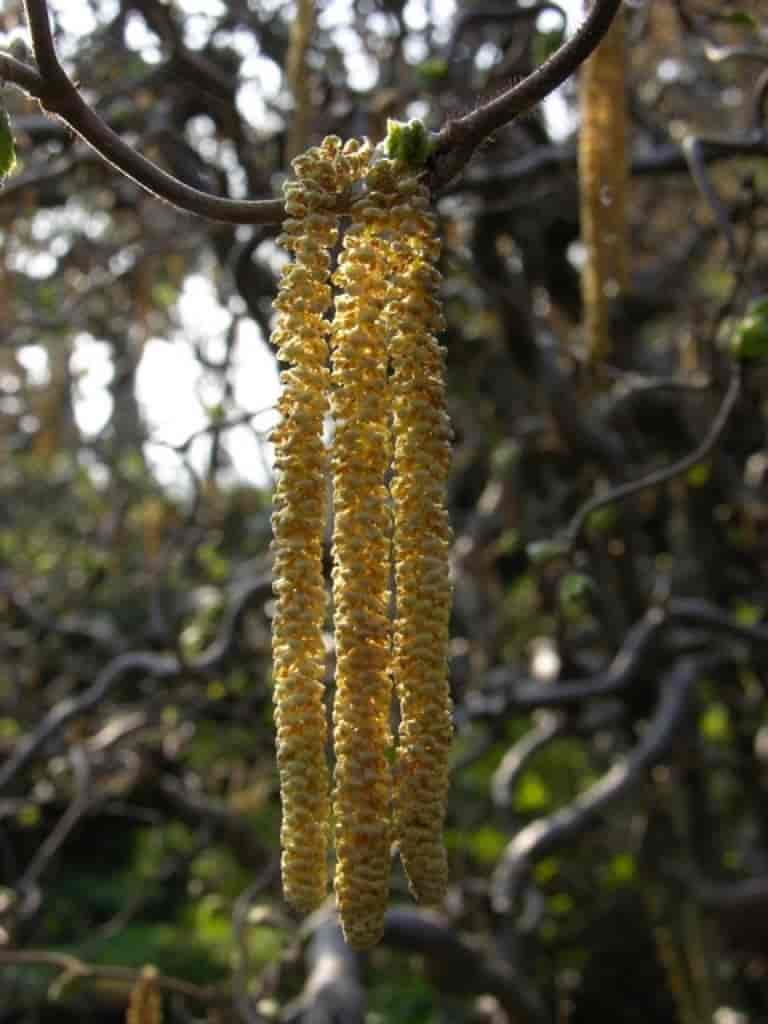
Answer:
0;949;220;1004
4;0;624;220
563;368;742;552
0;576;272;791
16;746;91;895
8;0;284;223
490;654;724;914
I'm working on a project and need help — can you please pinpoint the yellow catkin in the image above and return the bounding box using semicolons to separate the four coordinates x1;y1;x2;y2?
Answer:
271;138;452;937
375;161;453;907
271;136;361;912
578;5;629;364
329;146;396;950
126;967;162;1024
285;0;314;163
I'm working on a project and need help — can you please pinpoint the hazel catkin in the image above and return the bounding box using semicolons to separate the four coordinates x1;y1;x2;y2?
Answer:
579;6;629;364
373;162;453;907
126;968;162;1024
270;136;347;913
329;168;395;950
270;136;453;940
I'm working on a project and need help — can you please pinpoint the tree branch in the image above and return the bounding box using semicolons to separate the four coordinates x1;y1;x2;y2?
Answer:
5;0;625;221
490;655;723;914
562;368;742;552
7;0;284;223
0;576;271;792
0;949;220;1005
471;606;668;713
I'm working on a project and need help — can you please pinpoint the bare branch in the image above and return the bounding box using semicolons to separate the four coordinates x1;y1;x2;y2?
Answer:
562;368;742;552
0;52;46;95
490;655;724;914
8;0;627;221
283;909;365;1024
15;746;91;897
0;576;271;792
383;907;549;1024
492;711;565;809
11;0;284;223
471;606;668;713
0;948;220;1005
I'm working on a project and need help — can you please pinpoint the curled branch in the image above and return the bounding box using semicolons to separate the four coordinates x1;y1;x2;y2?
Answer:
0;576;271;792
563;368;742;552
473;606;667;713
10;0;284;223
383;907;549;1024
490;655;723;914
492;711;566;809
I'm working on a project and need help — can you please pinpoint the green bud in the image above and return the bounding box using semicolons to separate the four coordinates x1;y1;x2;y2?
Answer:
0;106;17;180
384;118;434;169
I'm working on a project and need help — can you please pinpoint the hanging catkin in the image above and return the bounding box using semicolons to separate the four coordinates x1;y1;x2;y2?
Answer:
329;150;395;950
285;0;314;162
126;968;162;1024
578;4;629;364
270;133;453;944
270;136;351;912
375;162;453;907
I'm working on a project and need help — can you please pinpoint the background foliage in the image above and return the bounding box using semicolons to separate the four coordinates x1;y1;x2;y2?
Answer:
1;1;768;1021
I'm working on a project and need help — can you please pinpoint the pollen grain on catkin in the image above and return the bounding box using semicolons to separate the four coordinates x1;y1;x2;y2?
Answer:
374;161;454;908
329;152;396;950
270;136;363;913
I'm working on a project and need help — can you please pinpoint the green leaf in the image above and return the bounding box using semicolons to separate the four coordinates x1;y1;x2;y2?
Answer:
713;10;758;29
534;857;560;883
733;601;762;626
467;825;507;865
606;852;636;885
514;772;551;812
586;503;618;536
527;539;569;565
558;572;594;608
548;892;573;915
0;106;17;180
699;703;731;743
731;296;768;360
686;461;711;488
416;58;448;83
